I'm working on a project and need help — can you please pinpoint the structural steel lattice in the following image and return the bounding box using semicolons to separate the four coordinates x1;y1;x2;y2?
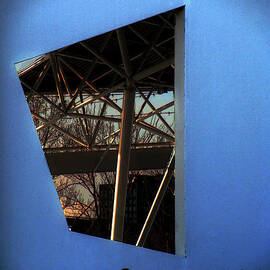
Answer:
17;9;177;244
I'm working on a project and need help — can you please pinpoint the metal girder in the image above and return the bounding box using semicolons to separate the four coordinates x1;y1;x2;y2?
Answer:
135;101;174;122
45;147;173;174
17;55;48;77
158;14;175;30
136;149;175;247
133;57;174;81
80;42;129;81
111;29;135;242
89;102;107;146
59;57;122;113
32;112;88;148
136;19;168;73
49;53;66;109
44;142;174;152
65;32;113;112
116;28;133;77
21;81;65;113
135;121;175;142
78;91;91;144
156;35;174;47
138;90;175;135
135;81;174;89
58;61;72;97
72;57;174;111
26;61;51;103
59;62;91;145
56;53;99;64
100;128;121;144
73;87;115;110
128;26;166;60
92;69;113;83
67;112;121;123
59;57;96;93
36;114;65;131
135;91;152;119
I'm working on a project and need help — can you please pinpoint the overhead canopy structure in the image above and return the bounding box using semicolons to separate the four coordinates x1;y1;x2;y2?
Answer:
16;9;177;243
17;9;176;174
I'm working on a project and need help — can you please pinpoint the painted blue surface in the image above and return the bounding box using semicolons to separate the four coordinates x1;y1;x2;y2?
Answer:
0;1;184;269
184;1;270;269
1;0;270;269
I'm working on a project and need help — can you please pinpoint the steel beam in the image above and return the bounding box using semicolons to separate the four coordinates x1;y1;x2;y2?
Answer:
79;92;91;141
136;149;175;247
100;129;121;143
59;61;90;145
45;146;173;174
49;53;66;109
36;114;65;131
44;142;174;152
67;113;121;123
135;81;174;89
137;91;175;135
56;53;99;64
90;102;107;146
133;57;174;81
158;14;175;30
92;69;113;83
21;81;65;113
32;112;88;148
156;35;174;47
116;29;133;77
135;101;174;122
136;20;167;73
128;26;166;60
135;91;152;119
111;28;135;242
58;61;72;97
59;57;122;113
73;87;115;110
26;61;50;103
135;121;175;142
110;91;135;241
80;42;129;80
72;57;174;111
17;55;48;77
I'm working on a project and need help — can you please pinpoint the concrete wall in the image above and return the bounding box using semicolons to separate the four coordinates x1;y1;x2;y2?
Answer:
1;0;270;269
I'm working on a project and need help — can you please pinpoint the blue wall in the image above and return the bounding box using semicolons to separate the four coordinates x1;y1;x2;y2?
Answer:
1;0;270;269
184;1;270;269
0;1;184;269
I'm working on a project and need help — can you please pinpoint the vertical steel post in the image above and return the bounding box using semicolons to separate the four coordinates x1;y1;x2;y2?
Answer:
110;85;135;241
111;28;135;242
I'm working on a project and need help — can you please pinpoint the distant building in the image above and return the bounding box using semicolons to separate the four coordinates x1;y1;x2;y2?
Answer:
67;174;175;253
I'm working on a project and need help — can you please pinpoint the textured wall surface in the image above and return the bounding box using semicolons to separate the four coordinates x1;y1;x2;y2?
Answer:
1;0;270;269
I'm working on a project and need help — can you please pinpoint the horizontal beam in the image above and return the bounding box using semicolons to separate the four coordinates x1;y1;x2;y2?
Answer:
45;147;173;174
66;112;121;123
44;142;174;152
133;57;174;81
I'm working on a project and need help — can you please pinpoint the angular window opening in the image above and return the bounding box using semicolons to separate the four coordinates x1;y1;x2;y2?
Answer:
15;7;184;255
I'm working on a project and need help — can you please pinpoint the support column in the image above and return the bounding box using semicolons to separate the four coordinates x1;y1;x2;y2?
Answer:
110;85;135;241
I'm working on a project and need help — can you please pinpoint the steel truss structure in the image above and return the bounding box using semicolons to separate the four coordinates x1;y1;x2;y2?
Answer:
16;9;177;247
